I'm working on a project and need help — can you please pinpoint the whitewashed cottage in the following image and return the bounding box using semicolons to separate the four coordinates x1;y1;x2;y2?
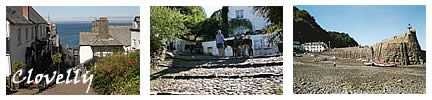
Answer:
6;6;48;77
79;17;137;64
202;6;280;56
130;16;140;51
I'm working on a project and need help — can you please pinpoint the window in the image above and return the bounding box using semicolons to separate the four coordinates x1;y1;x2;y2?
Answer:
17;28;22;46
254;40;261;49
39;25;42;37
263;38;271;48
40;25;43;37
94;52;101;58
39;25;41;37
235;10;244;18
31;26;34;39
25;27;29;42
134;39;139;49
132;39;135;48
6;37;10;54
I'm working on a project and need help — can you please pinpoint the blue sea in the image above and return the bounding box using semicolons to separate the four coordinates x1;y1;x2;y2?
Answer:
54;23;132;48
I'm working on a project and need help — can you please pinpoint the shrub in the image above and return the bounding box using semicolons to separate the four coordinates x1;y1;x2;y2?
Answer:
91;51;140;95
12;61;26;73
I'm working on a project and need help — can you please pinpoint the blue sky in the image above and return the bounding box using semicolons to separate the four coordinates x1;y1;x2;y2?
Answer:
33;6;139;23
296;5;426;50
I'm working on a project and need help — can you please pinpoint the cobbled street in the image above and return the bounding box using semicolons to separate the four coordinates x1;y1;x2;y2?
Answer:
151;55;283;95
294;54;425;94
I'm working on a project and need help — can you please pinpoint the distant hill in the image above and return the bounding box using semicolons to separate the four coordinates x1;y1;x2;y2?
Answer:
294;7;358;48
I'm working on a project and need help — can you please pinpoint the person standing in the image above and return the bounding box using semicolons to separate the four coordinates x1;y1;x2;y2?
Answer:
239;35;246;56
216;30;225;57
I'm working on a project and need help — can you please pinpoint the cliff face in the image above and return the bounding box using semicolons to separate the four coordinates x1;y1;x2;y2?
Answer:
324;29;425;65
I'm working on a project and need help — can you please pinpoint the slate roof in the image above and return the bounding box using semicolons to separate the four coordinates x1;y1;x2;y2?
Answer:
79;32;99;45
29;7;47;24
6;6;32;24
80;25;132;46
109;25;132;45
6;6;47;24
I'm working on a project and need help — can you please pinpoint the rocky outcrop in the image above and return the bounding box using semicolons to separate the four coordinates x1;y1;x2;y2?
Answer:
323;29;425;65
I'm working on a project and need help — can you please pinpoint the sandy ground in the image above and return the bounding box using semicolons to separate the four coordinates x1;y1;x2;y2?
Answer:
294;54;425;94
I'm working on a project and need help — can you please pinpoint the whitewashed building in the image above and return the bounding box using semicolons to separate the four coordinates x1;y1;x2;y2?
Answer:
202;33;280;57
79;17;136;64
293;41;305;52
130;16;140;51
6;6;48;76
303;42;328;52
227;6;271;36
201;6;279;57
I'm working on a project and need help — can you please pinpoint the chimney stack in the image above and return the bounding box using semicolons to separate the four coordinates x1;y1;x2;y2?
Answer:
92;17;110;39
23;6;29;20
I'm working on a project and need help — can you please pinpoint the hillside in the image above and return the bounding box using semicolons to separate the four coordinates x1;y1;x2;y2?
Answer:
294;7;359;48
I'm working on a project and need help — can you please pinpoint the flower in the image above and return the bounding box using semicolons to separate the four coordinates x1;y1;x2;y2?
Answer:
106;69;111;73
129;62;133;66
122;56;125;60
104;66;107;69
110;74;114;78
93;72;96;74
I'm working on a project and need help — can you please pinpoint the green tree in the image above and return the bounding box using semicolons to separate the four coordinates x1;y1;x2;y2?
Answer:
198;17;222;41
293;6;358;48
255;6;283;43
150;6;186;53
255;6;283;25
221;6;230;38
169;6;207;42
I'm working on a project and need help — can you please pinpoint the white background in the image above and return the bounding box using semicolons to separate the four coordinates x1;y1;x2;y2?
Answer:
0;0;430;99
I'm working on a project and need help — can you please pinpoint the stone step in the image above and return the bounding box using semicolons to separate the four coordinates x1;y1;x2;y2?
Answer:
157;73;283;79
160;61;283;68
151;76;283;95
153;66;282;78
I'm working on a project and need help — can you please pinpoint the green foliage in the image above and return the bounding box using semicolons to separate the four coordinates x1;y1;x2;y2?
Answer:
91;51;140;95
221;6;230;38
198;18;222;41
294;6;358;48
150;6;186;53
255;6;283;43
263;24;283;43
254;6;283;25
51;53;62;64
229;18;253;36
12;61;25;73
328;31;359;48
168;6;207;42
294;7;328;43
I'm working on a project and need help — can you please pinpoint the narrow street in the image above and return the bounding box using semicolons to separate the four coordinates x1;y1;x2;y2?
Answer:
38;77;96;95
10;76;96;95
151;55;283;95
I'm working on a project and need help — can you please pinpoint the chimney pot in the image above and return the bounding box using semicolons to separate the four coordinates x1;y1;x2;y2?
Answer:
100;17;108;20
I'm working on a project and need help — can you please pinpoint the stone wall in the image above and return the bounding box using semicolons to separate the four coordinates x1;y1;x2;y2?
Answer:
322;29;425;65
